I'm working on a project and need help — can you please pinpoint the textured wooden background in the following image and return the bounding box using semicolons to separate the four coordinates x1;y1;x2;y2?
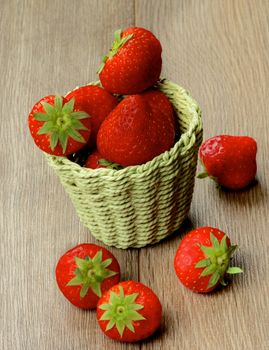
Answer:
1;0;269;349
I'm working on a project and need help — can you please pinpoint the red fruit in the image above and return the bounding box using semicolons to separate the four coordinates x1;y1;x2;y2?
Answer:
97;281;162;342
28;95;91;156
97;90;175;166
198;135;257;190
55;244;120;309
65;85;118;147
98;27;162;94
174;227;243;293
84;150;123;170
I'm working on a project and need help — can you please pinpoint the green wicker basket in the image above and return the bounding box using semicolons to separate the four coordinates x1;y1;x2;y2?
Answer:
46;79;203;249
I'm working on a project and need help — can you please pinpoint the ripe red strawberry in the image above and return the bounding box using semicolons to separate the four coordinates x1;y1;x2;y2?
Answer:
97;90;176;166
97;281;162;342
28;95;91;156
55;244;120;309
174;227;243;293
65;85;118;147
198;135;257;190
84;150;123;170
98;27;162;94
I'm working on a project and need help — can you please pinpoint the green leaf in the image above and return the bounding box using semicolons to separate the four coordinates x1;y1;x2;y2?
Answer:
55;95;63;110
195;258;211;268
33;112;50;121
226;267;243;274
41;101;56;115
50;132;59;151
105;319;116;331
59;131;68;153
228;245;238;257
197;172;209;179
75;256;90;270
92;251;102;264
120;33;133;47
124;293;138;305
66;276;83;286
116;320;125;337
114;28;122;42
70;111;90;120
91;283;102;297
200;264;216;277
126;320;135;333
80;282;91;298
68;128;85;143
210;233;220;249
110;291;122;305
220;235;228;251
98;303;111;311
98;159;123;170
100;310;113;321
105;270;118;278
69;119;88;131
101;258;112;268
119;286;124;299
207;271;220;289
128;303;144;311
125;310;146;321
37;121;55;135
200;245;215;258
62;98;75;114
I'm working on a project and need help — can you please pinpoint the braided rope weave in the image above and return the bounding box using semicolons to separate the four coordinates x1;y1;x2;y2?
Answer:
46;79;203;248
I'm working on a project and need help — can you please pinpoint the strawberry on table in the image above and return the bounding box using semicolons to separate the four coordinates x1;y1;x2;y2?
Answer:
198;135;257;190
65;85;118;147
174;227;243;293
97;281;162;342
28;95;91;156
97;90;176;166
98;27;162;94
55;244;120;309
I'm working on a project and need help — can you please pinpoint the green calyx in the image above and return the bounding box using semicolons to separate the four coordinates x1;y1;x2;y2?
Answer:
34;96;90;153
195;232;243;289
99;286;146;337
66;251;118;298
98;159;123;170
97;29;133;74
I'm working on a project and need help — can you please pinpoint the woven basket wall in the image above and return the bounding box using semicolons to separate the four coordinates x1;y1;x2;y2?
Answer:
46;79;203;249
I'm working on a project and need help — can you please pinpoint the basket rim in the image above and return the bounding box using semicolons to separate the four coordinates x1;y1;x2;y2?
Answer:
46;79;202;177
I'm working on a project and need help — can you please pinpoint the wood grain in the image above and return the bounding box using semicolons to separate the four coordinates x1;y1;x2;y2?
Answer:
1;0;269;349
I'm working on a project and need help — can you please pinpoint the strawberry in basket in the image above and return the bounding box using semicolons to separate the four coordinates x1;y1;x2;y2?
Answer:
97;90;176;166
98;27;162;94
28;95;91;156
65;85;118;147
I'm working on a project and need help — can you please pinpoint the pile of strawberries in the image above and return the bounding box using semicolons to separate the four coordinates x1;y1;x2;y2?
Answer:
28;27;258;343
28;27;176;169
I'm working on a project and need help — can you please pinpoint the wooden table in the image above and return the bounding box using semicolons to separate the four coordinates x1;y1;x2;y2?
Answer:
1;0;269;349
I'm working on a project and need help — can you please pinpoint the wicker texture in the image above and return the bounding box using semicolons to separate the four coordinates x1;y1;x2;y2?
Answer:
46;79;203;248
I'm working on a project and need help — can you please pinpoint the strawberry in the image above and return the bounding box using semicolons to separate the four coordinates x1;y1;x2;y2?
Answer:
97;281;162;342
198;135;257;190
55;244;120;309
28;95;91;156
174;227;243;293
65;85;118;147
98;27;162;94
84;150;123;170
97;90;176;166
